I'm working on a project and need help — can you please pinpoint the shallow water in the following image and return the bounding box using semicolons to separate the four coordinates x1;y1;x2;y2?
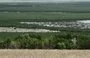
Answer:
20;20;90;29
77;20;90;23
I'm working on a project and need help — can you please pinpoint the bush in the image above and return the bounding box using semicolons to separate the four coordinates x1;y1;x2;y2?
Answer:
0;32;90;49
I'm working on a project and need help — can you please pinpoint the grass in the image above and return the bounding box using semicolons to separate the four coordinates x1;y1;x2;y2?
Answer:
0;12;90;20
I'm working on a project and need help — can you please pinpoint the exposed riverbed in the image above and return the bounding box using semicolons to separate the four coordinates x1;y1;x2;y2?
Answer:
0;20;89;32
20;20;90;29
0;27;58;32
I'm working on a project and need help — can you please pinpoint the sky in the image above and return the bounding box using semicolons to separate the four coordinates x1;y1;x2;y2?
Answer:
0;0;90;2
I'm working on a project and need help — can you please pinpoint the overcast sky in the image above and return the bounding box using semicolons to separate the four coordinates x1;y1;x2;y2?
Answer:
0;0;90;2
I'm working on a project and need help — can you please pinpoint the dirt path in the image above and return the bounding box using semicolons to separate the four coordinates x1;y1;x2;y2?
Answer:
0;50;89;58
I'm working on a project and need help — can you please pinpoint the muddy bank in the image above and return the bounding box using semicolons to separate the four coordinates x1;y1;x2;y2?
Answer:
0;27;59;32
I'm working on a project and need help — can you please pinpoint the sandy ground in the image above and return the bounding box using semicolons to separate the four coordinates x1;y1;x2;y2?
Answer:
0;50;89;58
0;27;58;32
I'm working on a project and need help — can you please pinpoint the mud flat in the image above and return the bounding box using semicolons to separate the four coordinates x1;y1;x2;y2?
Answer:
20;20;90;29
0;27;58;32
0;50;89;58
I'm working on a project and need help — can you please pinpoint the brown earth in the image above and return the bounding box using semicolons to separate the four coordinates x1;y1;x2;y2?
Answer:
0;50;89;58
